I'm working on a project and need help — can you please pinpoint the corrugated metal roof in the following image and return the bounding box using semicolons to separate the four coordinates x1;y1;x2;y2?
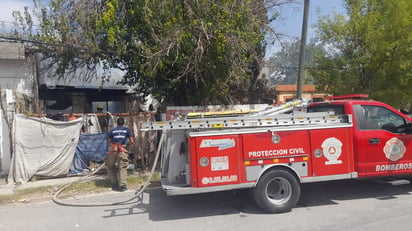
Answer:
37;55;132;91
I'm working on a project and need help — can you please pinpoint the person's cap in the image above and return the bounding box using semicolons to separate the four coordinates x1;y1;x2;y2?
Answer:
97;105;103;110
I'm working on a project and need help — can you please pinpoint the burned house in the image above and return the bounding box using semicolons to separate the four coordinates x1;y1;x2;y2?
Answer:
38;55;134;114
0;41;146;177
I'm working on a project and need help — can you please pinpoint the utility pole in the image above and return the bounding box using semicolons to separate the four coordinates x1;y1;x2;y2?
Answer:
297;0;310;99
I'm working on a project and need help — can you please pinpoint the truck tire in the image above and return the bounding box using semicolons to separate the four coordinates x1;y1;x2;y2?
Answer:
253;169;300;213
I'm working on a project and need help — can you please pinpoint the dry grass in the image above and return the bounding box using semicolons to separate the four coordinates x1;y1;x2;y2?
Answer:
0;172;160;205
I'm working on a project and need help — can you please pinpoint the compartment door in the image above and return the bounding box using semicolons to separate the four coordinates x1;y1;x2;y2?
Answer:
310;128;354;176
194;135;240;187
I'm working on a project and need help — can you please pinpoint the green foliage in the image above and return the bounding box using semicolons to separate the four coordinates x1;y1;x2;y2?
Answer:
109;0;271;105
311;0;412;108
10;0;105;81
10;0;286;106
267;39;321;85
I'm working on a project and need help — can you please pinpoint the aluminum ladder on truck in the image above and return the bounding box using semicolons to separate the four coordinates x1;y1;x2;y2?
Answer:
140;109;352;132
141;98;351;131
183;98;310;119
250;98;310;117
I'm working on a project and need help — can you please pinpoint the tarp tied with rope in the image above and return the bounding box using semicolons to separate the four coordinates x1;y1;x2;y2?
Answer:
8;114;83;184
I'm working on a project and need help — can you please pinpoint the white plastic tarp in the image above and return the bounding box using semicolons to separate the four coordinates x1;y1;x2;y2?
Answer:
8;114;83;184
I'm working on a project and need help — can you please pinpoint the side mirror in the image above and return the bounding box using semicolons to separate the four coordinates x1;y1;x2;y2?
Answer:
399;123;412;134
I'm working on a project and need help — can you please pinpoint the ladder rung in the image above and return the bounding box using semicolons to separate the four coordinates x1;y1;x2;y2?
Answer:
141;114;352;131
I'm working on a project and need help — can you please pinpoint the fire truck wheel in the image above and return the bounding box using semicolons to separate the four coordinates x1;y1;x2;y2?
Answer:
253;169;300;213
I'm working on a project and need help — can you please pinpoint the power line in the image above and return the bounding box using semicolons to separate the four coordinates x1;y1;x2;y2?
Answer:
0;35;66;48
0;20;16;24
0;35;123;56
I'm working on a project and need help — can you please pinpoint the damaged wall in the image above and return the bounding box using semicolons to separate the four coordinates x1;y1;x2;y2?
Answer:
0;41;38;175
0;41;148;177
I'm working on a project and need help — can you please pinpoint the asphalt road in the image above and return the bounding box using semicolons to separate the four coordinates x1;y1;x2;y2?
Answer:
1;178;412;231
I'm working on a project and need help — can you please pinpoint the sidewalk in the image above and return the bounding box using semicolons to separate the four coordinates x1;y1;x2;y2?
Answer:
0;174;100;196
0;168;150;196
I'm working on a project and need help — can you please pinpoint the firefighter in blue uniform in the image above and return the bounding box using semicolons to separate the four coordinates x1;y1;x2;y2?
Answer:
106;117;134;191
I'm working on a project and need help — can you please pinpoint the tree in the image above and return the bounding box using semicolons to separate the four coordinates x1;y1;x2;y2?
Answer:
10;0;295;106
310;0;412;108
108;0;271;106
10;0;105;81
267;38;321;85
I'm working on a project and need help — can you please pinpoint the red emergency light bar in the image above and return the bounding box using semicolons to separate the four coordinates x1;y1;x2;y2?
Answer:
325;94;369;101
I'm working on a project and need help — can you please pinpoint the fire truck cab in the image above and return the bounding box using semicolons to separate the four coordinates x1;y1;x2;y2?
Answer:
308;96;412;178
145;95;412;213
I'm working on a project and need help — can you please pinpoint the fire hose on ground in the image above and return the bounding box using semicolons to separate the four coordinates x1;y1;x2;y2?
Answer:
52;133;165;207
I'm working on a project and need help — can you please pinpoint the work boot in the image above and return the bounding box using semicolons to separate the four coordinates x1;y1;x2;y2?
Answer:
111;184;119;191
118;185;128;192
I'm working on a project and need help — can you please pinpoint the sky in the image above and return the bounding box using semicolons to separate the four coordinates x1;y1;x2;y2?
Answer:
267;0;346;56
275;0;345;38
0;0;31;22
0;0;346;56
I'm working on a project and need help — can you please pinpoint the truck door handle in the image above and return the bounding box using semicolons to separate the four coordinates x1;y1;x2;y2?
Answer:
369;138;380;144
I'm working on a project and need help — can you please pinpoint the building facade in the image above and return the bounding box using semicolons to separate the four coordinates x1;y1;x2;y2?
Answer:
0;41;138;175
275;85;329;104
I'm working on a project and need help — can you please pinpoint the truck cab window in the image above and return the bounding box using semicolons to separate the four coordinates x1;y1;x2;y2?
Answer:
356;105;406;132
307;104;344;115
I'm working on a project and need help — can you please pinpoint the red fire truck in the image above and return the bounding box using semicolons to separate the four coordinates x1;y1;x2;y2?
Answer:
141;95;412;213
